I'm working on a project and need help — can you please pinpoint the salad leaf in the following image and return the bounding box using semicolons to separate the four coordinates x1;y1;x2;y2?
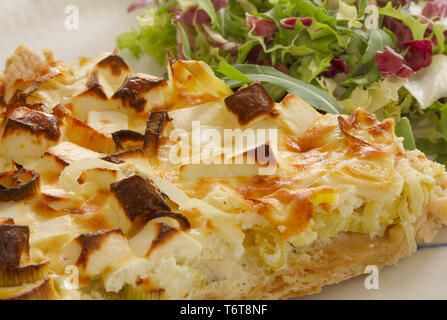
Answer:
117;7;177;64
217;61;253;84
362;29;394;63
218;62;343;114
433;101;447;141
236;40;259;64
157;0;178;14
290;0;335;28
337;0;361;28
116;28;142;58
196;0;220;28
416;139;447;165
433;21;447;53
395;117;416;150
379;2;430;41
178;24;193;59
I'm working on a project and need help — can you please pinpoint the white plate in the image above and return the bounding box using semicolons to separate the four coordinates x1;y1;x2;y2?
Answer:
1;0;446;300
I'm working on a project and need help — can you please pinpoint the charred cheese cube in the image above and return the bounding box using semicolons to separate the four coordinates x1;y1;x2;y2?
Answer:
39;141;102;180
111;74;168;114
62;229;131;279
1;107;60;162
0;224;30;268
68;70;121;122
129;222;202;263
224;82;276;125
95;49;132;93
99;175;170;233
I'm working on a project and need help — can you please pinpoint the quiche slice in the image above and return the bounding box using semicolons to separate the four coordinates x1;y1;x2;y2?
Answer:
0;45;446;300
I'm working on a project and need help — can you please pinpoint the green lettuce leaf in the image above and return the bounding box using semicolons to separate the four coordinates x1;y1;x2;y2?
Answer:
378;2;430;40
362;29;394;63
218;62;343;114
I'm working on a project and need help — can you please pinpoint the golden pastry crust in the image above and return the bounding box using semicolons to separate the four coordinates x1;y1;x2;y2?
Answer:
193;215;442;300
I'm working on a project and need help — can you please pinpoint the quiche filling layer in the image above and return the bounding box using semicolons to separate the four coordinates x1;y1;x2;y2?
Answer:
0;47;446;299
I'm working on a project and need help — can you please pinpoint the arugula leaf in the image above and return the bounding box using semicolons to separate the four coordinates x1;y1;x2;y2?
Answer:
217;61;253;84
262;82;288;101
218;62;343;114
395;117;416;150
362;29;394;63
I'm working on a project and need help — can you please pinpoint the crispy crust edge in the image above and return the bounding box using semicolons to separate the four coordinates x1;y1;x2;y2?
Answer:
194;212;443;300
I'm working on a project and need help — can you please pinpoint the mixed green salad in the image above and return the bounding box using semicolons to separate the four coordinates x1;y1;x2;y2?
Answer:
117;0;447;164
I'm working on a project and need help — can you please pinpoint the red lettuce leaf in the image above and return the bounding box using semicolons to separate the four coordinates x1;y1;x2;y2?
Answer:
246;13;277;38
127;0;154;13
422;0;447;20
375;46;414;77
382;16;413;50
321;57;350;78
402;39;433;72
280;17;312;29
175;0;226;25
